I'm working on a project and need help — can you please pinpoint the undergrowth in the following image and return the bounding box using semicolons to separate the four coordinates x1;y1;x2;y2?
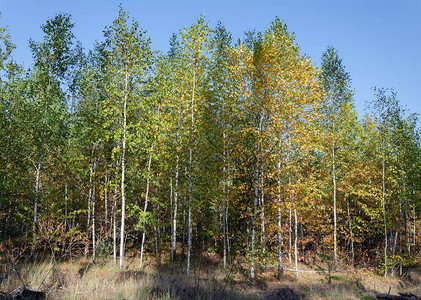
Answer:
0;251;415;299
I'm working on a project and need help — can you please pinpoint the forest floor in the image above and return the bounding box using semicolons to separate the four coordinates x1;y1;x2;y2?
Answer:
1;248;421;299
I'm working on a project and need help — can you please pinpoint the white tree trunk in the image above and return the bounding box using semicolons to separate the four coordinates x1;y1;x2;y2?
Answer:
187;148;192;276
31;159;42;256
332;147;337;266
226;144;231;259
289;208;292;267
172;156;179;262
31;76;50;257
170;176;174;260
139;152;153;270
382;148;388;276
251;113;263;280
182;183;186;263
113;186;117;265
260;167;266;270
294;208;299;278
187;66;196;277
413;203;416;257
105;175;108;234
85;159;93;257
222;132;227;269
277;157;283;279
64;180;68;234
119;73;128;270
288;172;293;268
92;161;96;264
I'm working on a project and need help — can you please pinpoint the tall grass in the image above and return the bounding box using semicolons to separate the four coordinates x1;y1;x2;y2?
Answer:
0;254;407;299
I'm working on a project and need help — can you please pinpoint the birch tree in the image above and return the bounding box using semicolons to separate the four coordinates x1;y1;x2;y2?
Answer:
101;7;153;269
27;14;75;256
320;46;353;266
206;22;232;268
179;16;210;276
256;18;322;278
0;16;17;212
369;87;398;276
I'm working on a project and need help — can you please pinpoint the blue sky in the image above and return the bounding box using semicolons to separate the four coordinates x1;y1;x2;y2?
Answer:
1;0;420;118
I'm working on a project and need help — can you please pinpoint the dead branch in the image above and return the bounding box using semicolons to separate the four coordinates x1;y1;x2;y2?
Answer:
376;292;421;300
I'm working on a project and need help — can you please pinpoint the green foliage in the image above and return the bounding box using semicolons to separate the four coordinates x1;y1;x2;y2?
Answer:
376;251;395;276
0;14;16;79
316;253;342;284
29;13;75;78
95;238;112;258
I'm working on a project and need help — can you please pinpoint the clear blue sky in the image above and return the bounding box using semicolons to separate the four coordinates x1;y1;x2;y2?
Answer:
1;0;420;118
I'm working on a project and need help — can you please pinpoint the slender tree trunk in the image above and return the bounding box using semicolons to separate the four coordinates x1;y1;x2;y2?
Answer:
382;148;388;277
289;208;292;267
139;151;153;270
346;194;354;265
277;156;283;279
64;180;68;233
187;148;193;276
113;186;117;265
119;149;125;270
187;65;196;277
294;208;299;278
250;113;262;280
31;160;42;256
105;175;108;234
85;158;93;257
226;146;231;262
222;176;227;269
404;174;409;255
392;229;398;276
406;207;410;254
170;175;174;261
397;160;403;276
400;224;403;276
260;167;266;270
31;75;50;257
289;173;293;268
92;161;96;264
172;156;179;263
413;203;416;256
222;132;227;269
119;73;128;270
61;179;69;257
182;186;186;264
332;147;338;267
226;189;230;263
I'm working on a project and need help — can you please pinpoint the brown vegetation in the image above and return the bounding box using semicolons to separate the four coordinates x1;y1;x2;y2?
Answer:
2;247;421;299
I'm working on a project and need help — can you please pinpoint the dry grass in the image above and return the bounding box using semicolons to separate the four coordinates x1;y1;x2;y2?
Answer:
1;253;246;299
1;251;419;299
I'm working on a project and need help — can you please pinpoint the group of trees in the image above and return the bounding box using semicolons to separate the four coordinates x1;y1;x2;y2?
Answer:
1;8;420;278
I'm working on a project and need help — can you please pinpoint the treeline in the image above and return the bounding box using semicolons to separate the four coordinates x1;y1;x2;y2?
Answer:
0;8;420;278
